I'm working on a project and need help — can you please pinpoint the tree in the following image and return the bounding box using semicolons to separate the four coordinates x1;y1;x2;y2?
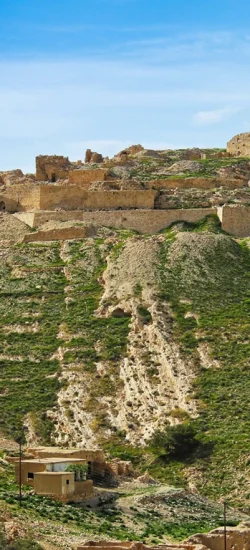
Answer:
150;422;199;459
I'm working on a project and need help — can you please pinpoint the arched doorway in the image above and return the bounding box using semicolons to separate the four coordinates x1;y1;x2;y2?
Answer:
0;201;6;211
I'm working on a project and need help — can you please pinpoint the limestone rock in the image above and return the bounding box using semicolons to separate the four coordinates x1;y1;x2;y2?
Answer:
114;145;144;161
125;144;144;154
136;149;162;159
216;161;250;184
111;166;133;178
137;471;158;484
158;160;203;175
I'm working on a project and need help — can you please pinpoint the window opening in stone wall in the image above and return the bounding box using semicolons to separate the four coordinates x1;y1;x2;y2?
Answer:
28;472;34;479
0;201;6;211
51;173;56;183
66;479;69;485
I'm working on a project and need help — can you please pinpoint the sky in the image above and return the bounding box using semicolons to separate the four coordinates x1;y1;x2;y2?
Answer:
1;0;250;172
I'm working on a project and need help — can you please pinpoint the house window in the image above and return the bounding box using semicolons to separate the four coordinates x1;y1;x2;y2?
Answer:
66;479;69;485
28;472;34;479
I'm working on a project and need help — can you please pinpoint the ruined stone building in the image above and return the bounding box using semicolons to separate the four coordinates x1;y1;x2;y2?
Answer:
1;136;250;238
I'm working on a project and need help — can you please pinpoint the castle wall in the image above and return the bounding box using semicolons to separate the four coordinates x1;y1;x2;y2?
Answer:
22;225;96;243
148;177;245;190
2;184;40;211
36;155;70;181
14;211;83;226
0;194;19;213
83;190;155;210
221;205;250;236
13;212;36;226
39;186;156;210
15;208;216;233
69;169;109;185
40;185;84;210
227;133;250;157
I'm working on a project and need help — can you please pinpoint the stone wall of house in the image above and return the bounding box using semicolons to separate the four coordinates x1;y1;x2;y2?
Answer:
227;132;250;157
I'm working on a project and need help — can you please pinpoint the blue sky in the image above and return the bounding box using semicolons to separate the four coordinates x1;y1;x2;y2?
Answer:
1;0;250;172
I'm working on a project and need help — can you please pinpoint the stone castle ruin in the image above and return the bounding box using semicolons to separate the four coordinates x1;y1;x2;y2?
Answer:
2;133;250;238
227;132;250;157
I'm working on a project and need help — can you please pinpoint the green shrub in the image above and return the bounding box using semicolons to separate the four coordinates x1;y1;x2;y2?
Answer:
150;422;199;459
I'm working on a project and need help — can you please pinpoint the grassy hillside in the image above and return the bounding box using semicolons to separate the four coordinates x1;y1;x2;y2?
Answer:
155;221;250;507
1;217;250;524
0;237;131;444
102;219;250;510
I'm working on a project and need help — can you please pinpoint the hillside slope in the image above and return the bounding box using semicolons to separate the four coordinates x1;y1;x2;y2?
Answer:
1;217;250;508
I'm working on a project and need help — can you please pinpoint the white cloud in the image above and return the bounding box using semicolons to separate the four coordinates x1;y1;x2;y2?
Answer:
193;108;240;126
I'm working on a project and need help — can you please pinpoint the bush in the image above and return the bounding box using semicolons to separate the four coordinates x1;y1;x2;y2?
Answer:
8;539;42;550
150;422;199;459
0;525;42;550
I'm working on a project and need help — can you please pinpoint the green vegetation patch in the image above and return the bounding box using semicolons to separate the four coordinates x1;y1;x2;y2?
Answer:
0;243;65;441
155;224;250;505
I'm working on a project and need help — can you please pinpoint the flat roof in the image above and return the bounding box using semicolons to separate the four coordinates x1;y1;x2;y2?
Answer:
27;447;102;453
18;458;87;464
34;471;74;476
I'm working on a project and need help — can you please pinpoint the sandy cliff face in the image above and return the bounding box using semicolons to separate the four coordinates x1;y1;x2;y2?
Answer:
49;234;199;447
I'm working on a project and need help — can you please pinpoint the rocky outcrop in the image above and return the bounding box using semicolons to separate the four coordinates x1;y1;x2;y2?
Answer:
158;161;204;175
0;170;35;187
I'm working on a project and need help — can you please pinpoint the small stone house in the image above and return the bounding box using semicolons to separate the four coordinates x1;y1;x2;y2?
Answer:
15;457;93;502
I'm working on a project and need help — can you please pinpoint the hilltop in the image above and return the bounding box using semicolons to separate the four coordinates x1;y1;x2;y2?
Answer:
1;135;250;548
